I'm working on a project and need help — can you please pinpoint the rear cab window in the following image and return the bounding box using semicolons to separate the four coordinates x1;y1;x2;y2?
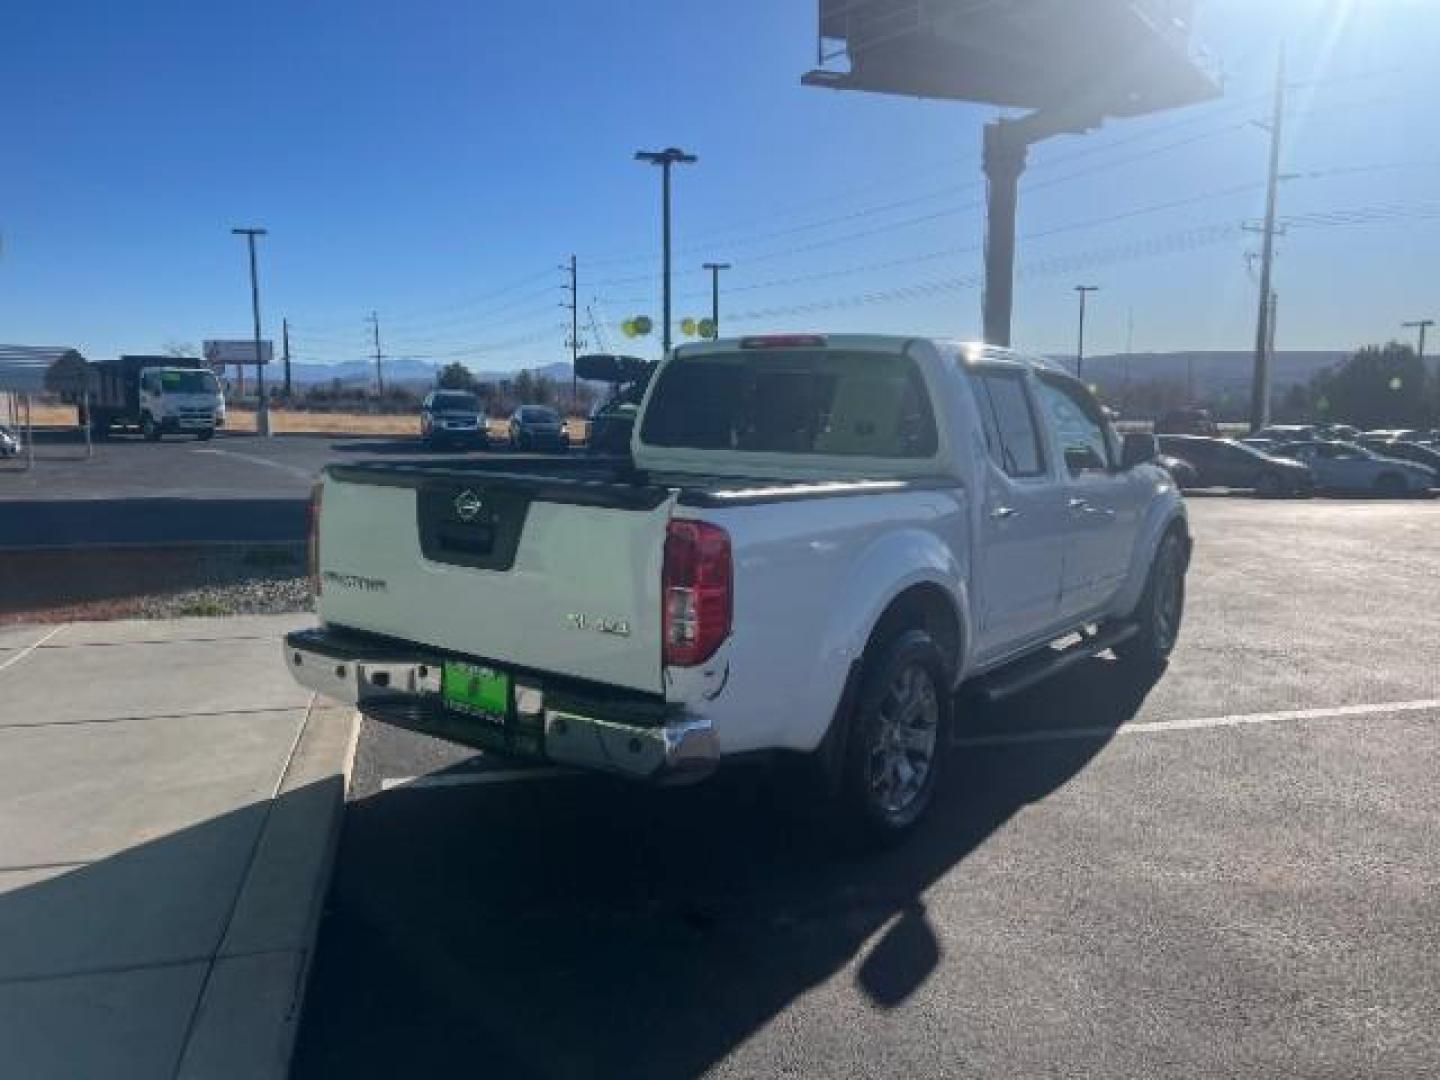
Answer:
639;347;938;460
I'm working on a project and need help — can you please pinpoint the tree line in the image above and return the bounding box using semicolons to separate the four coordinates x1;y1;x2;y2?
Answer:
1092;342;1439;428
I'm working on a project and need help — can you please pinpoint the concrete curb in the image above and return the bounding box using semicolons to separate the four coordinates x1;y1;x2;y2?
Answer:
174;703;359;1079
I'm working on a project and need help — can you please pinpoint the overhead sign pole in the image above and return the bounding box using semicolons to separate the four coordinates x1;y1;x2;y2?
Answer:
803;0;1219;348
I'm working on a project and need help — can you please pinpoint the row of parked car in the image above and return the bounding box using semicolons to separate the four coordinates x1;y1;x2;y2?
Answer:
419;391;570;451
1154;423;1439;497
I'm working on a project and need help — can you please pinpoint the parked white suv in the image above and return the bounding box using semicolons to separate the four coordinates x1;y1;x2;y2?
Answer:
285;335;1190;839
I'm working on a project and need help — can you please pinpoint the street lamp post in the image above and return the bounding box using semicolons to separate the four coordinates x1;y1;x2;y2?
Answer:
231;227;270;436
702;261;730;339
635;148;697;355
1074;285;1100;382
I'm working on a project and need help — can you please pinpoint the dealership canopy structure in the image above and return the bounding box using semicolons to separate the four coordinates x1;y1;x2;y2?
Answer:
804;0;1220;345
0;345;92;467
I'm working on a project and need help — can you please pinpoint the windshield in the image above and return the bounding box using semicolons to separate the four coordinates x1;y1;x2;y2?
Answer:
433;393;479;412
640;349;937;457
519;407;558;423
158;370;218;394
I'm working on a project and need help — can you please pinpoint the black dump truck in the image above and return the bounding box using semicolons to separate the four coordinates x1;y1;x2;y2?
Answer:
81;355;225;440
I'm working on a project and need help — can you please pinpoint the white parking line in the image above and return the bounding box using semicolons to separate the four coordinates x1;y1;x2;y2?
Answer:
381;766;579;791
952;698;1440;748
192;446;317;480
0;625;66;674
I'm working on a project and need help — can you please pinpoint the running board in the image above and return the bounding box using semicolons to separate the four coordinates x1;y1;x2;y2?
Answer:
969;622;1139;704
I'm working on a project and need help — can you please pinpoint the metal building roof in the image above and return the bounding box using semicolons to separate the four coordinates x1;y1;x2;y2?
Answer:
0;345;89;394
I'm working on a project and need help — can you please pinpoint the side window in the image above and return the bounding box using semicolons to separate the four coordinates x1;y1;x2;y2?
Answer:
1168;439;1207;462
971;371;1045;478
1036;376;1114;474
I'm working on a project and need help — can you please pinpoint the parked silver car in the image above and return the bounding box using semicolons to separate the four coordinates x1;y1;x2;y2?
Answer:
1269;440;1435;495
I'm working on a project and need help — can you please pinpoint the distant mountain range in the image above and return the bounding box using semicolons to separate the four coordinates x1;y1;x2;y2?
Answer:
1046;351;1349;396
286;351;1354;396
286;358;577;387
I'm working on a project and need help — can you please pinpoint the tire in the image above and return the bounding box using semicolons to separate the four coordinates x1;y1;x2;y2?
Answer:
1113;529;1186;671
141;414;160;442
838;628;951;844
1374;472;1406;497
196;427;215;441
1255;470;1284;498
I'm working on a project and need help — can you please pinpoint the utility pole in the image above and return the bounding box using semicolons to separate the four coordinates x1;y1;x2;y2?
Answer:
1123;307;1134;398
1074;285;1099;381
1267;292;1279;385
1402;319;1434;360
561;254;581;403
1248;49;1286;433
702;262;731;339
231;227;270;436
281;317;292;400
368;311;384;396
635;147;697;355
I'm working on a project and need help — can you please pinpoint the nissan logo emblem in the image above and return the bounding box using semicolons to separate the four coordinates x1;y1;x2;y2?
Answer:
454;489;484;522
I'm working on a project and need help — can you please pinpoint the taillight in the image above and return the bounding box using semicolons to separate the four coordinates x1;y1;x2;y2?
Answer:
662;520;731;667
307;481;323;597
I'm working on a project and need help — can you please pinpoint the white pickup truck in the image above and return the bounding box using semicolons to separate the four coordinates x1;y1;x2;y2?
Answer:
285;335;1190;838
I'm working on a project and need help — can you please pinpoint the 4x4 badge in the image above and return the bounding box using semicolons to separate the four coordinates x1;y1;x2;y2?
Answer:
454;489;484;522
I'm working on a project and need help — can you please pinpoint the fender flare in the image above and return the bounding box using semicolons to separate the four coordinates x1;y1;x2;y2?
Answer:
800;527;971;756
1113;495;1191;618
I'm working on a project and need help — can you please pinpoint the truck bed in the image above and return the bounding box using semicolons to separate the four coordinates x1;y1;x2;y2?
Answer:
326;456;948;509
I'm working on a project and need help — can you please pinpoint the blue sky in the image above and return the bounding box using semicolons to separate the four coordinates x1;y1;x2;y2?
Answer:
2;0;1437;371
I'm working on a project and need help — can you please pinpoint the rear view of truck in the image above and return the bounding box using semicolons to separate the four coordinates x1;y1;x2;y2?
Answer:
285;334;952;787
287;456;730;778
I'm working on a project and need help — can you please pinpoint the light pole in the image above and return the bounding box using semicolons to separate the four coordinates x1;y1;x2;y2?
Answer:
1074;285;1099;382
635;147;697;355
702;261;730;339
231;227;270;436
1402;319;1434;361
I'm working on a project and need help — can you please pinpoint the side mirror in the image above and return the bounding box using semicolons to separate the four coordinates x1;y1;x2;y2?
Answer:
1121;433;1159;469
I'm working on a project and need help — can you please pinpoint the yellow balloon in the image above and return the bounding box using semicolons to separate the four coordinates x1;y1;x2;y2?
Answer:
697;318;716;339
621;319;637;338
681;317;697;336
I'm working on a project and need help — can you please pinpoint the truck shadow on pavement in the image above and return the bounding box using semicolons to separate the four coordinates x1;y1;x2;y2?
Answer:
295;656;1159;1079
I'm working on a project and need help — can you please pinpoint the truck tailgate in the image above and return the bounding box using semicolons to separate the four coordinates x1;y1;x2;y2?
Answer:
316;468;673;694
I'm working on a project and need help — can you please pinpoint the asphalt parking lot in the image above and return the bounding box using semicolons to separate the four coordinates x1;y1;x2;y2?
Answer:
0;431;559;546
293;496;1439;1078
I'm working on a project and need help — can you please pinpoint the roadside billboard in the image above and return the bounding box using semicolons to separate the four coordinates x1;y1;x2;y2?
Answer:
204;339;273;366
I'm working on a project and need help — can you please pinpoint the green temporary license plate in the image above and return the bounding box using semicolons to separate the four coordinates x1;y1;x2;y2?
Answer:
441;661;510;725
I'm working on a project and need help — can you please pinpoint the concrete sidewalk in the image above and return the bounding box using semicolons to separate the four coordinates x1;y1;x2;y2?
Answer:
0;614;353;1079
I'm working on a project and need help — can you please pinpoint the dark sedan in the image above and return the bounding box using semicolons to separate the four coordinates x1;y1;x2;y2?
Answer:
508;405;568;452
1157;434;1314;496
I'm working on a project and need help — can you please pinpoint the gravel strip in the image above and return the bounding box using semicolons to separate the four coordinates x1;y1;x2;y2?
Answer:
2;544;314;623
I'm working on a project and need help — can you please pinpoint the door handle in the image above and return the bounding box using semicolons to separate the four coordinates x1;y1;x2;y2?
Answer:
989;506;1019;521
1067;498;1090;512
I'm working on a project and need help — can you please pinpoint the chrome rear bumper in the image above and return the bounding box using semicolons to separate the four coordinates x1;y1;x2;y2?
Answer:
283;626;718;782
